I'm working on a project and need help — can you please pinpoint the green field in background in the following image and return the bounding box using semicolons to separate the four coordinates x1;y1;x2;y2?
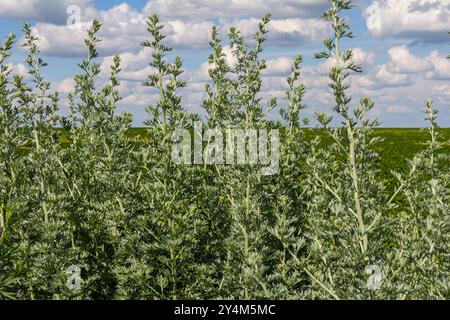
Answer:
127;127;450;170
306;129;450;191
60;128;449;188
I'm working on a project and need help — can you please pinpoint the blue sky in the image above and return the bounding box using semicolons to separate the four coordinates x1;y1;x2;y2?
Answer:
0;0;449;127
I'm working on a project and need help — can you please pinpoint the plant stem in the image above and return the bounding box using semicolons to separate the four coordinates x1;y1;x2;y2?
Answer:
347;122;367;253
0;205;5;241
304;268;340;300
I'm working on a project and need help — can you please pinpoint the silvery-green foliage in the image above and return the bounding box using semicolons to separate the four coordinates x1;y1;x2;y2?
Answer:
203;26;236;127
386;100;449;299
113;15;211;299
264;55;309;299
56;20;133;299
11;23;71;299
202;15;278;299
0;2;448;300
227;13;274;127
0;33;23;299
200;15;309;299
304;0;401;299
300;1;449;300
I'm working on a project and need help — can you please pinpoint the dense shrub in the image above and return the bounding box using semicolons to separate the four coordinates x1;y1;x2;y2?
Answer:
0;0;448;300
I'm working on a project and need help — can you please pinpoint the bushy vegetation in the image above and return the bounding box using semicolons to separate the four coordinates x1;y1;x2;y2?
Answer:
0;0;448;300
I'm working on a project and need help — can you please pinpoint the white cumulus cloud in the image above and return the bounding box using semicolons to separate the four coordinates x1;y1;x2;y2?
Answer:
364;0;450;43
386;45;433;74
0;0;95;24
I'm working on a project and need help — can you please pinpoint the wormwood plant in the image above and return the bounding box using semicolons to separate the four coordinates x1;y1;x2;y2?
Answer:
58;20;133;299
0;0;448;300
213;14;274;299
386;100;449;299
12;23;68;299
306;1;373;298
200;14;310;299
297;0;449;300
264;54;310;299
0;33;24;299
113;14;212;299
302;0;421;299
